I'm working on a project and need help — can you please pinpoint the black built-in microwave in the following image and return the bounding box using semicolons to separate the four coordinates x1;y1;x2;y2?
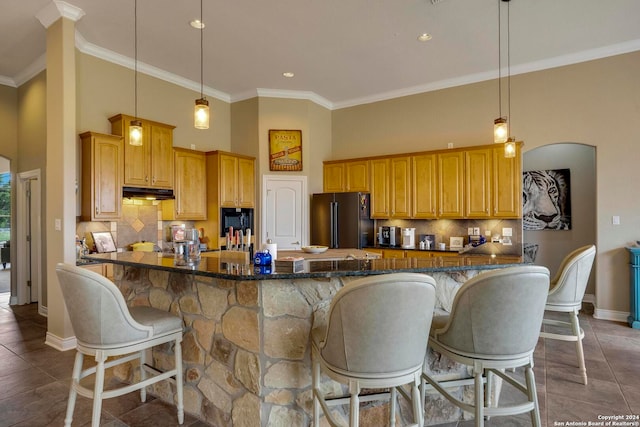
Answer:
220;208;254;237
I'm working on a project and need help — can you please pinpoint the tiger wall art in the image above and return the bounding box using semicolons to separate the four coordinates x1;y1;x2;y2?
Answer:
522;169;571;230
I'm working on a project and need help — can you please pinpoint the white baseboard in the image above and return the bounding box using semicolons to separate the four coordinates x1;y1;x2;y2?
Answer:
593;307;629;323
45;332;77;351
10;295;18;305
583;293;630;323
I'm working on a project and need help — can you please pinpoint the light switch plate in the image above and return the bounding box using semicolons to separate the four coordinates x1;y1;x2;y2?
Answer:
473;227;480;236
502;227;512;237
468;227;474;235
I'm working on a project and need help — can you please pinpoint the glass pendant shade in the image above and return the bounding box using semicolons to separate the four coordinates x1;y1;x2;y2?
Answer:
494;117;508;144
129;120;143;146
194;98;210;129
504;137;516;158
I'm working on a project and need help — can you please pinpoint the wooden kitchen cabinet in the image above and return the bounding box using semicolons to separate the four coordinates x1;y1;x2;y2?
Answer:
493;143;522;218
437;151;465;218
465;147;492;218
412;153;437;219
323;159;369;192
390;156;411;218
195;151;255;249
79;132;123;221
370;158;390;218
109;114;175;189
162;148;207;220
218;153;255;208
323;162;345;192
381;248;406;259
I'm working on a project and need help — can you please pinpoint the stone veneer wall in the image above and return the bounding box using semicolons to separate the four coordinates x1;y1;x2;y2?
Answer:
111;265;485;426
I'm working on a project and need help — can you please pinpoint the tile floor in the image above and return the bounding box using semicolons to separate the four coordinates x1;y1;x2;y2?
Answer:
1;292;639;426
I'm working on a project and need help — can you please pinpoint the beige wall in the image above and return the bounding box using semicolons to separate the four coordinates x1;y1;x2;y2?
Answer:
523;144;597;295
76;52;231;151
0;84;18;163
332;51;640;317
17;72;47;174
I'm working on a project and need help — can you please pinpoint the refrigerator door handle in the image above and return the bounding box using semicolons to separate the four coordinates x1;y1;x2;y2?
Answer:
331;202;338;248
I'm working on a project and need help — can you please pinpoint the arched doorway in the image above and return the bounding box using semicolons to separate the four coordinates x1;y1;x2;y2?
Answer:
523;143;597;300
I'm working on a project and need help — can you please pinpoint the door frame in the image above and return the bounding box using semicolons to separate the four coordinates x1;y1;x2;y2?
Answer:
261;175;308;250
16;169;43;313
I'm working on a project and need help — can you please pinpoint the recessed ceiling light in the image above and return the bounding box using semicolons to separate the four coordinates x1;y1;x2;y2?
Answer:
283;72;295;78
417;33;432;42
190;19;205;29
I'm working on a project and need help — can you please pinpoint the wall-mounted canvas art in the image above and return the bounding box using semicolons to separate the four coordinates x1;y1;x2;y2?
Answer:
523;168;571;230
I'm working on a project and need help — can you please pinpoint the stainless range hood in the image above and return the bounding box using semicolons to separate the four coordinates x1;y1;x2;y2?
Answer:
123;186;175;200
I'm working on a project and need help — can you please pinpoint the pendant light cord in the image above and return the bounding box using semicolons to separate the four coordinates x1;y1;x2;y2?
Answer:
497;0;502;119
200;0;204;99
134;0;138;120
507;0;511;131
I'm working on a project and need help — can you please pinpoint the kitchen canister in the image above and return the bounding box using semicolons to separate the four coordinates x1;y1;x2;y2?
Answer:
263;239;277;260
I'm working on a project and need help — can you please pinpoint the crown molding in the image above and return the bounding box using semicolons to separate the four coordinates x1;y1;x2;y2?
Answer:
36;1;85;29
334;38;640;110
0;76;15;88
254;89;333;110
13;54;47;87
75;32;231;103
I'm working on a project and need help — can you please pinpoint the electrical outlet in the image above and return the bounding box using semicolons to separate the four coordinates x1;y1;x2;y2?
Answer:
485;230;491;236
190;144;196;150
468;227;474;235
612;215;620;225
447;142;454;149
55;218;61;231
502;227;512;237
473;227;480;236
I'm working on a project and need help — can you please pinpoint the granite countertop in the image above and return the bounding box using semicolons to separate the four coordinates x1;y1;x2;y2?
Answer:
82;249;527;281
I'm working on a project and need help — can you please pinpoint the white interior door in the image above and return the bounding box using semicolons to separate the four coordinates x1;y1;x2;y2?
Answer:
262;175;307;251
16;169;42;311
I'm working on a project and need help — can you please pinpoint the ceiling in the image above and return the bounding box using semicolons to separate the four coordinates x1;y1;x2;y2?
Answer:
2;0;640;109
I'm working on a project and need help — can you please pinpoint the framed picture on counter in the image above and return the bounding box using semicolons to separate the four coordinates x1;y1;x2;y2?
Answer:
92;231;116;253
269;129;302;171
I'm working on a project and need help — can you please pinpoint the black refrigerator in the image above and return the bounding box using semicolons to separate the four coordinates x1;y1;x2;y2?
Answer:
310;192;374;249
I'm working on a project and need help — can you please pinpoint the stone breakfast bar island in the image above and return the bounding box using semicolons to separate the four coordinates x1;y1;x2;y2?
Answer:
82;248;526;426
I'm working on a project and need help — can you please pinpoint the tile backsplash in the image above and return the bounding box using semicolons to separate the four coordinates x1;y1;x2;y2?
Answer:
77;199;195;252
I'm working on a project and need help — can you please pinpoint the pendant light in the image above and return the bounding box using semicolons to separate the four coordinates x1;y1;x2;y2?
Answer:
494;0;517;158
130;0;143;146
194;0;209;129
493;0;508;144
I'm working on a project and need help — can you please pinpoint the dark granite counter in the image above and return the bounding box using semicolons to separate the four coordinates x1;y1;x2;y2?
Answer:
82;249;526;281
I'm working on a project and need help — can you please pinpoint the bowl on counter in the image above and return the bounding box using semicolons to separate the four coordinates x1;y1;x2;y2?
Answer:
302;245;329;254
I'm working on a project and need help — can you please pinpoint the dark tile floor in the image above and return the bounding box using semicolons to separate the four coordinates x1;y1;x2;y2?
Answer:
1;292;639;426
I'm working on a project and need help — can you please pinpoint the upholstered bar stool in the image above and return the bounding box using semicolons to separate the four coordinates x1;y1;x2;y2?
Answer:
421;265;550;427
540;244;596;385
56;263;184;427
312;273;437;427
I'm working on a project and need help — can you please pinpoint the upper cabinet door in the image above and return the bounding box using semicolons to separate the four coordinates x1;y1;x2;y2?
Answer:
149;124;174;189
168;149;207;220
80;132;123;221
323;162;345;192
465;148;492;218
219;153;239;207
370;158;389;218
123;123;150;187
437;151;464;218
237;157;255;208
412;153;437;219
345;160;369;192
390;156;411;218
493;143;522;217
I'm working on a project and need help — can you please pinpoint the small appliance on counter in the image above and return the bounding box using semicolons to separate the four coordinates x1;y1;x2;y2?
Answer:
418;234;436;250
379;226;402;247
401;228;416;249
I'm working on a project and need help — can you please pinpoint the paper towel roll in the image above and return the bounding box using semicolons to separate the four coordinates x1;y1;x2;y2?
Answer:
264;242;277;260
